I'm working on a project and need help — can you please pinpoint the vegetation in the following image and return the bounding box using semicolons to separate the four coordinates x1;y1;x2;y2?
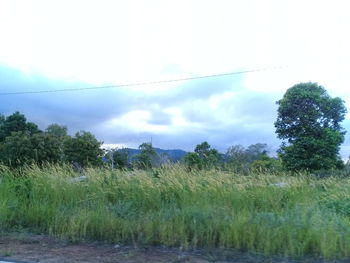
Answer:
224;143;280;173
0;165;350;260
0;112;103;168
0;82;349;260
133;142;158;169
2;83;349;173
275;83;347;171
110;148;129;169
184;141;219;170
64;131;104;167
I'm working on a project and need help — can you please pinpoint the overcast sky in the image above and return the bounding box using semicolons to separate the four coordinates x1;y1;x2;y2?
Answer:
1;0;350;156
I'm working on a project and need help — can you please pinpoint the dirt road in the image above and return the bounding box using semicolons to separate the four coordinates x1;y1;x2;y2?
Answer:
0;233;346;263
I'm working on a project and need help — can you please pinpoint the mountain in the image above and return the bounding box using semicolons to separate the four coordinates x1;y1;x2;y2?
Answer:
121;147;188;162
154;148;188;162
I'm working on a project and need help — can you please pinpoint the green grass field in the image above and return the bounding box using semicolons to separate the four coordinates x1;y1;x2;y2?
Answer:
0;164;350;259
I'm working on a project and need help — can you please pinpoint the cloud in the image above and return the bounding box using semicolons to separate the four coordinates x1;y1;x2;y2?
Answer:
0;66;134;131
1;0;350;157
1;64;350;157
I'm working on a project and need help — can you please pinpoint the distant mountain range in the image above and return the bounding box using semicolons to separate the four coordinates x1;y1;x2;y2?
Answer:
122;147;188;162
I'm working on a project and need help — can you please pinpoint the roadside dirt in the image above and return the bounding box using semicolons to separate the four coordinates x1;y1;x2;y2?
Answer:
0;232;346;263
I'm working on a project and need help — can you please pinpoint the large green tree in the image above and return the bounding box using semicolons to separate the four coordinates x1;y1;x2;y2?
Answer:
0;131;33;166
184;141;219;170
275;82;347;171
0;112;107;167
0;131;62;167
0;111;41;142
64;131;103;167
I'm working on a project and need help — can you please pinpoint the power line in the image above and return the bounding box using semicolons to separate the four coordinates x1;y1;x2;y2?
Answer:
0;66;285;96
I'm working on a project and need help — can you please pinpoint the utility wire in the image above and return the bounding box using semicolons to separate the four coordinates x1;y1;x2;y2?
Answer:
0;66;285;96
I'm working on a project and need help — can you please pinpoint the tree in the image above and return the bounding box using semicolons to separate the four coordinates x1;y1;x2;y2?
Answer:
183;152;202;170
0;112;55;167
226;145;247;163
245;143;268;162
184;141;219;170
195;141;219;168
275;82;347;171
108;148;129;169
0;112;107;167
64;131;103;167
46;124;68;138
0;114;5;142
0;111;41;142
0;131;62;167
133;142;158;169
0;131;33;166
46;124;69;161
225;143;269;172
251;155;282;172
30;133;63;164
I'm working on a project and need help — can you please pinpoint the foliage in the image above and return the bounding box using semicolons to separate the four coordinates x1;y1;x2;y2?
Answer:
133;142;158;169
183;152;202;170
225;143;270;172
0;112;105;167
0;112;63;167
45;123;69;161
275;83;347;171
64;131;103;167
184;141;219;170
0;132;62;167
0;111;41;142
30;133;63;164
251;155;282;172
46;123;68;138
226;143;266;163
0;132;34;166
105;148;130;169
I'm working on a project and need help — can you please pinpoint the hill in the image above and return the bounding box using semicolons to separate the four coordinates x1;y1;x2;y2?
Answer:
120;147;188;162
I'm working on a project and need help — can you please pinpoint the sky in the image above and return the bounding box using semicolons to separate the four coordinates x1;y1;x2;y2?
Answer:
1;0;350;157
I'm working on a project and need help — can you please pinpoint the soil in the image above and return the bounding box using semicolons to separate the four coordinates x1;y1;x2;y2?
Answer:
0;232;347;263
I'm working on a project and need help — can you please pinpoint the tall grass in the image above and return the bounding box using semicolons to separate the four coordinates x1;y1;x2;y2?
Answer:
0;164;350;259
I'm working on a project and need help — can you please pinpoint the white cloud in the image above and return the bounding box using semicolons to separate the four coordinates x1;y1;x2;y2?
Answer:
107;110;168;133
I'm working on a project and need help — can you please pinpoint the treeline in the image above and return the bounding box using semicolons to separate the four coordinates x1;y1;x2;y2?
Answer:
0;112;103;167
183;141;280;172
106;141;280;172
1;82;348;173
91;82;350;175
0;111;278;171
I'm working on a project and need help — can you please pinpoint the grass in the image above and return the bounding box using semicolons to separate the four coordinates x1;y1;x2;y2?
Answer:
0;164;350;259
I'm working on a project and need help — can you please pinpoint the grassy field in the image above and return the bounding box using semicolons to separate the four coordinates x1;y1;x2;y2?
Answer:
0;164;350;260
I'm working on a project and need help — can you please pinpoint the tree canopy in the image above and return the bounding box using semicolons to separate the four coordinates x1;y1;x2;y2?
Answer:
275;82;347;171
0;111;41;142
133;142;158;169
0;112;103;168
184;141;219;170
64;131;103;167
